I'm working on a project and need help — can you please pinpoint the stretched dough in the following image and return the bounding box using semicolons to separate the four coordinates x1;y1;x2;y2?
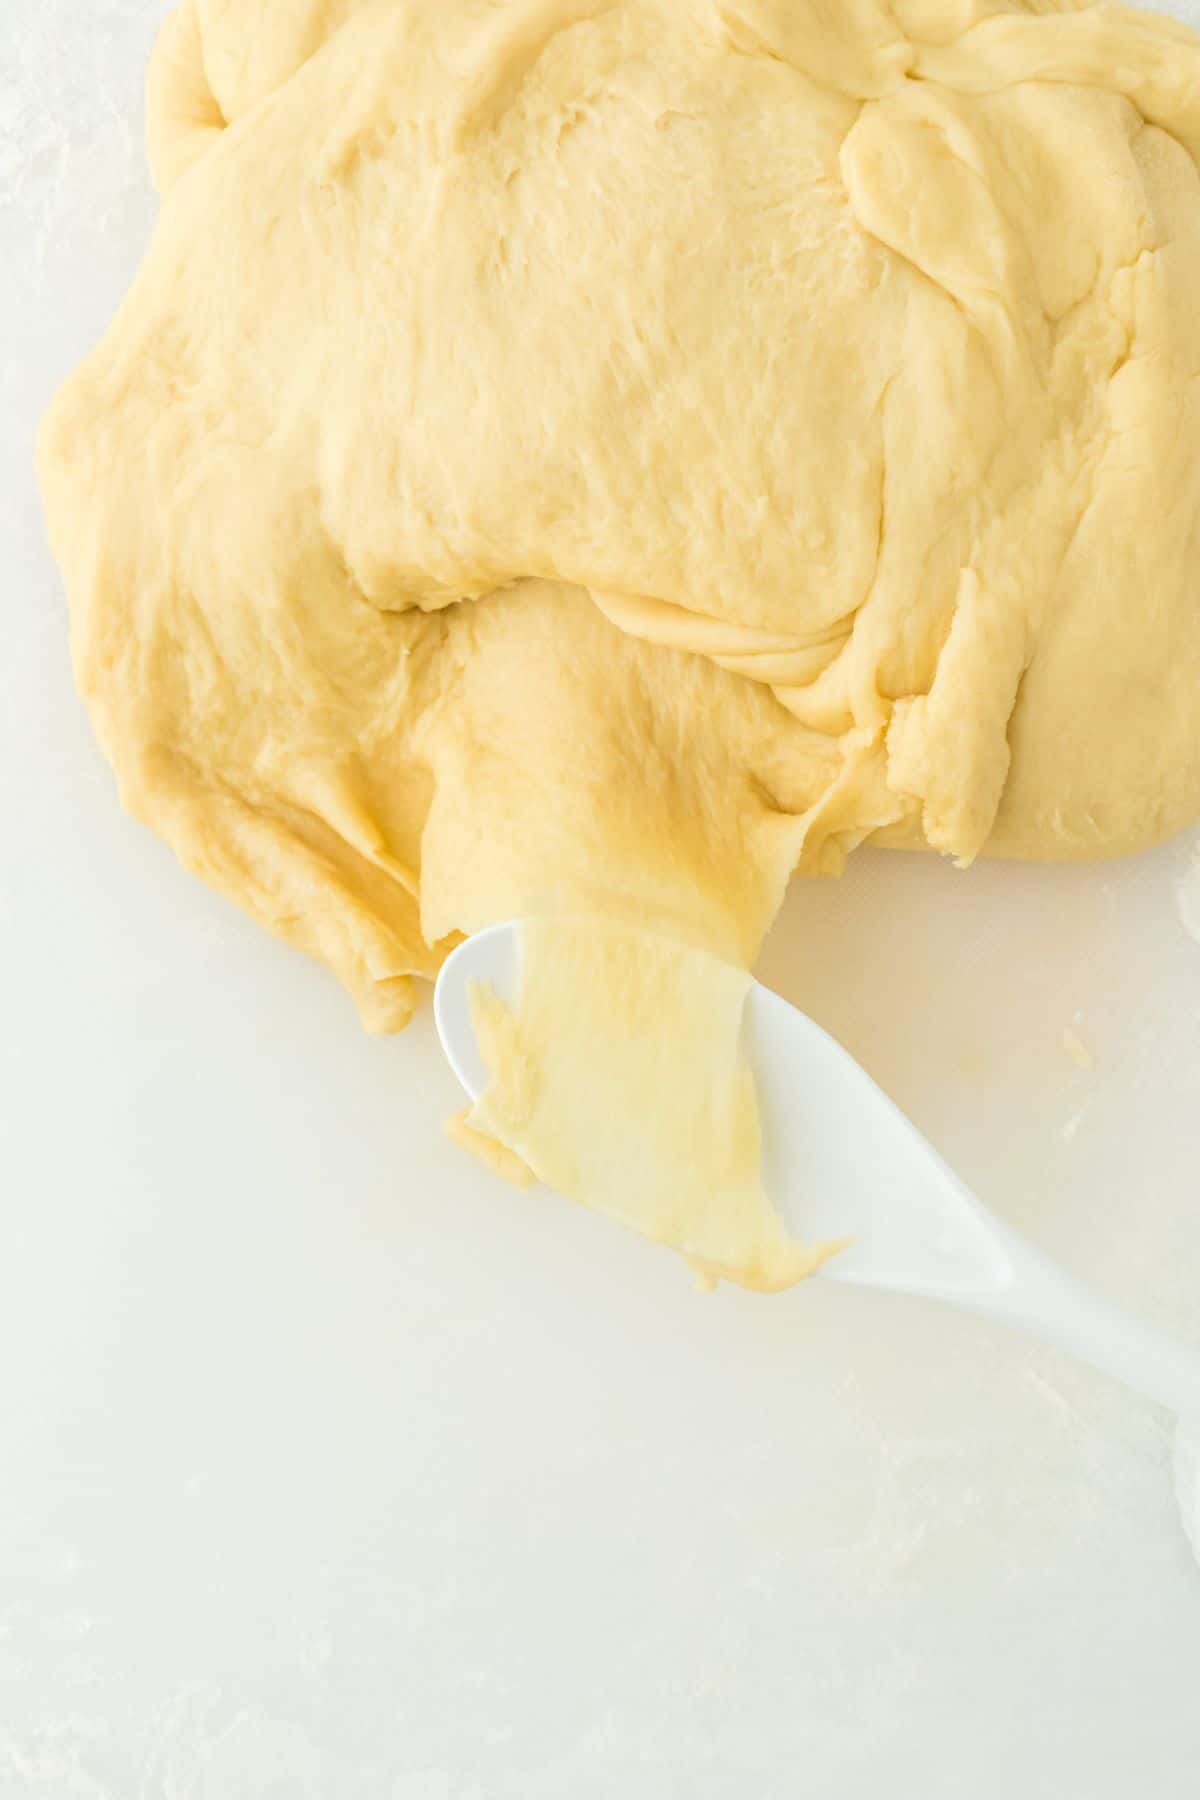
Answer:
469;918;834;1288
39;0;1200;1283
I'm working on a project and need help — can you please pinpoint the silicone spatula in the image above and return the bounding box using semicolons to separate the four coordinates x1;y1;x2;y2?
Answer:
435;921;1200;1418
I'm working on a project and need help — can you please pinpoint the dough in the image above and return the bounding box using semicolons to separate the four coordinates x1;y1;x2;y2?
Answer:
468;918;835;1288
39;0;1200;1284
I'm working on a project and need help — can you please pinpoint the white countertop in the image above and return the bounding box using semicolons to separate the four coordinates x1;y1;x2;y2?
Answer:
3;4;1200;1794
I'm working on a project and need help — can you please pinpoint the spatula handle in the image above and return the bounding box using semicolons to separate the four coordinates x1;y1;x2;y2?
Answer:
967;1228;1200;1417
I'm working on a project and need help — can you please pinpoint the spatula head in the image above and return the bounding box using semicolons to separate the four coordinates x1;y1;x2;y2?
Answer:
435;922;1013;1303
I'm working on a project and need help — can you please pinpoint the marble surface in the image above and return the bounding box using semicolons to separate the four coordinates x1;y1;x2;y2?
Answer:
3;4;1200;1795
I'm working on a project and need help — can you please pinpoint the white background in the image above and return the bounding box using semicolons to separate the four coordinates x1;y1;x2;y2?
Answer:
3;3;1200;1795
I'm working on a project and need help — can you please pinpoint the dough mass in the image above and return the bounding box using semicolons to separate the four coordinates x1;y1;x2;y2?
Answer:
40;0;1200;1283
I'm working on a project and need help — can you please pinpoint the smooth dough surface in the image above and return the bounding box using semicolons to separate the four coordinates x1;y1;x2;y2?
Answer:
39;0;1200;1284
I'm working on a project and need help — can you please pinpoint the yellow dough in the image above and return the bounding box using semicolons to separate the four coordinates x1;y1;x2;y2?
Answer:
468;917;835;1289
39;0;1200;1286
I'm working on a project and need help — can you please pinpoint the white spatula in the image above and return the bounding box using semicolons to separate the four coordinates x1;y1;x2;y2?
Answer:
435;921;1200;1419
